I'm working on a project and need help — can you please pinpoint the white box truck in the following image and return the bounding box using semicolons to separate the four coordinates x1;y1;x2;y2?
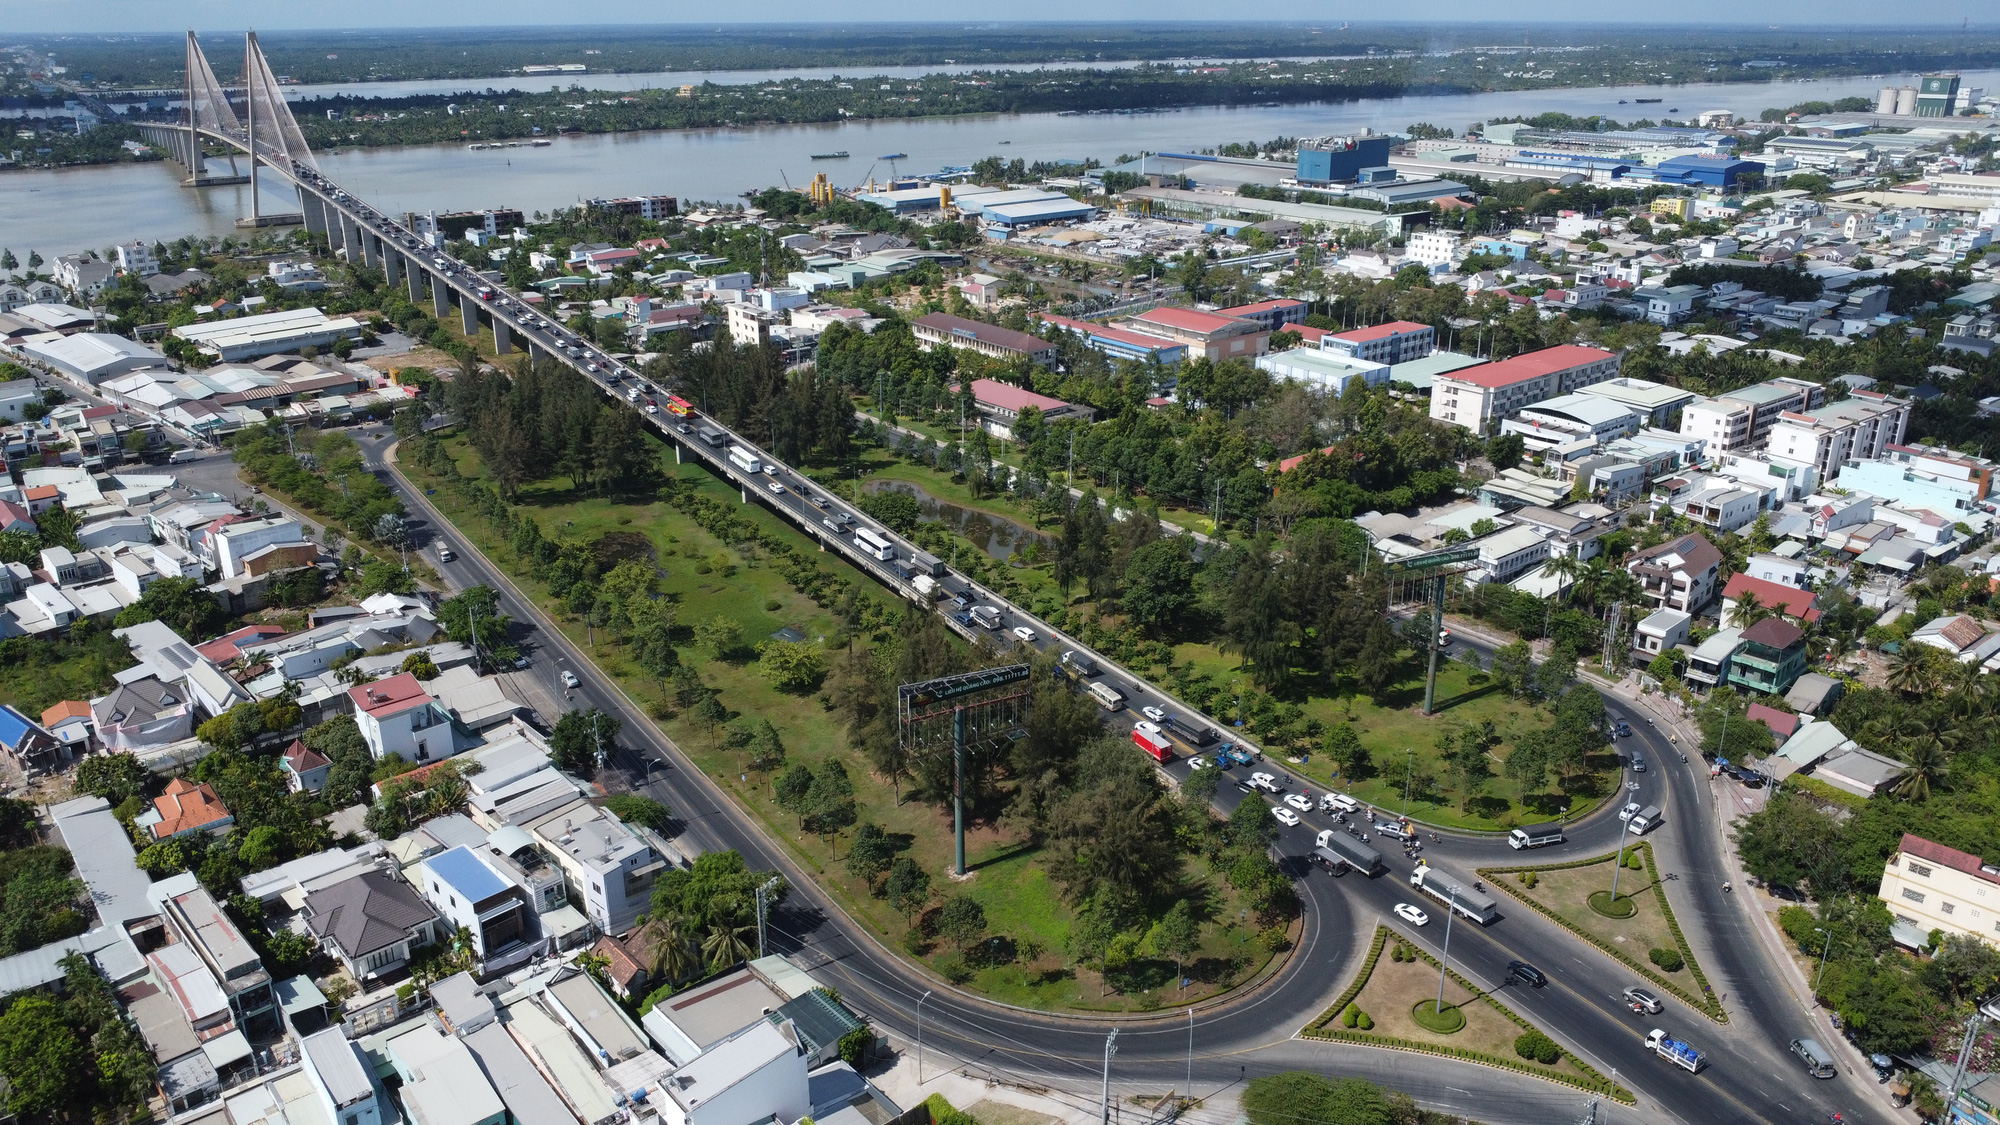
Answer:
1628;805;1663;835
1409;864;1498;924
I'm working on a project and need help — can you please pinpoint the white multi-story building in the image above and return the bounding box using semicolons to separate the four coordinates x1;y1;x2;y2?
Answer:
113;241;160;277
525;800;665;936
210;515;309;579
1880;833;2000;950
1765;391;1911;482
1429;345;1621;433
1403;230;1462;269
1676;377;1826;453
350;672;461;763
302;1029;387;1125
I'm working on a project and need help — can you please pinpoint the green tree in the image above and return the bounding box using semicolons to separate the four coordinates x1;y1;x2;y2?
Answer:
604;795;673;832
399;651;440;680
757;640;826;693
0;994;83;1117
1322;723;1370;780
803;758;858;846
75;751;147;805
549;708;619;772
774;764;815;826
885;857;931;922
1149;898;1200;987
1120;538;1198;635
845;822;898;889
1489;640;1535;697
937;895;988;952
113;576;224;639
694;615;747;659
1228;786;1279;851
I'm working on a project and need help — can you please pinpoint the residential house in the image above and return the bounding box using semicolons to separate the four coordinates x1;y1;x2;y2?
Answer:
0;703;70;775
1684;627;1745;692
300;1028;387;1125
350;673;461;764
1720;573;1821;628
1728;617;1809;697
157;881;279;1034
1744;702;1801;742
1911;614;2000;668
955;377;1097;441
656;1019;811;1125
419;846;533;971
1879;834;2000;950
281;739;332;794
1470;525;1551;585
1626;533;1723;614
1633;608;1693;660
137;778;233;842
40;699;94;755
525;800;665;936
92;677;195;753
302;869;441;981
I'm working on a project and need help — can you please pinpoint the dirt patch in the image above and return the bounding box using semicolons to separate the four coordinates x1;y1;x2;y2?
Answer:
964;1103;1060;1125
592;531;659;569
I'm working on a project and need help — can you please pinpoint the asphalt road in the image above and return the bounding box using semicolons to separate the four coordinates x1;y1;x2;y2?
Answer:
292;171;1893;1122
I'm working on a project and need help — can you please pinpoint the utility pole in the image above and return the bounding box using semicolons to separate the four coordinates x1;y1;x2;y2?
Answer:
1185;1008;1193;1106
591;710;605;770
1100;1029;1119;1125
1814;926;1837;997
754;875;782;957
1403;748;1414;817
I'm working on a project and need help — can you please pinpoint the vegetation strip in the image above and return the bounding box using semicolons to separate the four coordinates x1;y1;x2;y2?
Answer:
1303;926;1632;1103
1478;843;1726;1023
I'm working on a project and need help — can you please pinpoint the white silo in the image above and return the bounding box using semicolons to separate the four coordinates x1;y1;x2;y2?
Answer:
1877;86;1899;115
1896;86;1919;116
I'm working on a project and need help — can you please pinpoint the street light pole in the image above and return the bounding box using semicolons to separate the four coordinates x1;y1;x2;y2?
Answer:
1814;927;1837;997
1610;837;1629;902
1436;887;1458;1014
916;989;933;1084
1100;1029;1119;1125
1403;749;1414;818
1185;1008;1193;1105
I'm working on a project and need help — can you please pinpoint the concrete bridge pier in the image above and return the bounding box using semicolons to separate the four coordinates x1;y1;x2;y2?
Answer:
460;294;479;338
300;192;327;238
406;261;425;304
431;274;450;319
339;213;362;263
356;223;377;269
492;320;511;355
381;245;401;287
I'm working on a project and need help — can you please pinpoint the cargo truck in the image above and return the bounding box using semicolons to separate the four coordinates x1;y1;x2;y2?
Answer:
1508;823;1565;850
909;550;945;578
1313;830;1385;876
1161;713;1218;747
696;426;727;446
969;605;1002;630
1133;728;1173;763
1644;1029;1705;1073
1409;864;1499;924
1628;805;1663;835
1059;650;1100;681
911;574;942;600
727;446;762;475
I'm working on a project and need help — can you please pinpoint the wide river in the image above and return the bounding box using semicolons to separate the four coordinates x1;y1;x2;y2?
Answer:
6;67;1995;256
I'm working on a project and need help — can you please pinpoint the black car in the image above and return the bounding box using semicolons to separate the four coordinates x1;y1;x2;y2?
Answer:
1508;961;1547;988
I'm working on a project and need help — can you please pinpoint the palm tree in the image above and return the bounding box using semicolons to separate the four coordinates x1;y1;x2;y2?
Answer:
1546;554;1585;602
701;918;756;969
1886;645;1939;697
1728;591;1770;630
1574;559;1611;611
635;913;700;987
1894;736;1953;801
1599;568;1643;614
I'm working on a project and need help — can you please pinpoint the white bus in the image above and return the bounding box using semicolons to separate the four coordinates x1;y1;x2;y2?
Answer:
852;527;896;562
1087;682;1126;711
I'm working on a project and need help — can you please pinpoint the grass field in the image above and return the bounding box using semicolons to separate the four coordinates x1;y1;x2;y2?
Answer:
400;430;1277;1012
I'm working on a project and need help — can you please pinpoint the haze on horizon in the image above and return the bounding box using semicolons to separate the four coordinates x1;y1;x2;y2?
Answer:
7;4;1998;36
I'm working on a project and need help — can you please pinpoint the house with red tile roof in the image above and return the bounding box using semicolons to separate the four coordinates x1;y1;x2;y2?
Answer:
196;624;291;666
21;484;60;514
1214;298;1307;332
1879;834;2000;949
950;377;1097;440
1743;702;1800;741
140;777;234;841
40;700;93;754
350;672;458;763
1720;573;1821;626
281;739;332;794
0;499;36;535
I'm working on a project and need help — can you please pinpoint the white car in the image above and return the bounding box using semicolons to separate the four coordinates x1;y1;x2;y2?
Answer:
766;482;785;495
1394;903;1430;927
1141;705;1166;722
1012;626;1037;643
1188;756;1213;769
1250;771;1282;792
1619;801;1642;822
560;671;580;689
1134;720;1163;736
1271;806;1301;827
646;404;659;414
1320;793;1359;814
1283;793;1313;812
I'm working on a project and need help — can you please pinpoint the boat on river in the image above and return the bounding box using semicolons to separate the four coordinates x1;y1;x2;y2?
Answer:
810;151;849;159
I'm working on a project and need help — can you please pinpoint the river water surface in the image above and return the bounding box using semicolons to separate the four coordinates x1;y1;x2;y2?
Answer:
862;478;1054;563
7;67;1996;255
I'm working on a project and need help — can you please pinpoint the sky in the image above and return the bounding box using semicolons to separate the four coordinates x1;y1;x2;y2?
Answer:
6;3;1998;34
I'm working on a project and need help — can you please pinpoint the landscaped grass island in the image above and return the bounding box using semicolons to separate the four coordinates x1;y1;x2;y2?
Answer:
1479;842;1727;1023
1304;927;1633;1103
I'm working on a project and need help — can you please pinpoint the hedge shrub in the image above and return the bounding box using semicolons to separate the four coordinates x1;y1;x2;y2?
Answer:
1649;947;1685;972
1515;1030;1561;1065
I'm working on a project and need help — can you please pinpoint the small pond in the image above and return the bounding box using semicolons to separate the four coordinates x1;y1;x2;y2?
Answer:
862;479;1055;563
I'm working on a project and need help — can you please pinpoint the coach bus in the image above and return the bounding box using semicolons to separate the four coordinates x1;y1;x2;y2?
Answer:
852;526;897;562
1087;682;1126;711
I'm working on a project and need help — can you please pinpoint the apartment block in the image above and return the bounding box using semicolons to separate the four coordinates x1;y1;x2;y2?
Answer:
1324;320;1437;365
1880;833;2000;950
1626;532;1723;614
526;801;666;936
1429;345;1621;433
1765;391;1911;482
1119;307;1269;362
1676;377;1826;453
911;313;1057;367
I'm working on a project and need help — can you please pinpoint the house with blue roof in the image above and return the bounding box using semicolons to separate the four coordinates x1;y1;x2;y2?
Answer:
0;703;68;776
419;845;533;971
